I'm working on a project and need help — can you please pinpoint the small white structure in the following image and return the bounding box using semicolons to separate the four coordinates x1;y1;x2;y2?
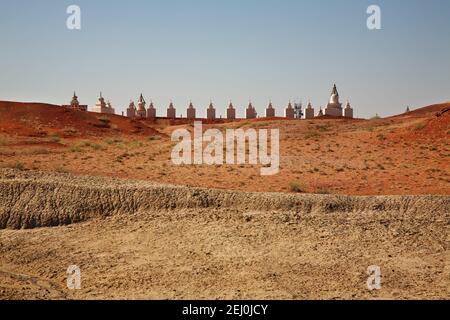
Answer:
246;102;257;119
305;102;315;119
285;102;295;119
147;101;156;119
294;103;303;119
126;101;136;118
324;84;343;117
266;102;275;118
92;92;115;114
227;102;236;120
167;101;176;119
206;102;216;120
344;101;354;118
136;94;146;118
187;101;196;119
63;92;87;111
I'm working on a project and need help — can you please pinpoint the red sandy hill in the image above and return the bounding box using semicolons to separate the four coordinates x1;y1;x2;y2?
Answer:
0;100;448;195
391;102;450;117
0;101;159;138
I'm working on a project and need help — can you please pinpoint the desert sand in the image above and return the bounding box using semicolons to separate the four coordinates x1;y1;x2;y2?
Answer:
1;101;449;196
0;169;449;299
0;101;449;299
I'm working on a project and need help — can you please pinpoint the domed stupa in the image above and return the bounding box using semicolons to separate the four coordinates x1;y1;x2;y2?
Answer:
70;92;80;109
285;101;295;119
206;101;216;120
147;100;156;119
97;92;106;108
324;84;343;117
227;101;236;120
126;100;136;118
246;101;257;119
92;92;115;114
305;101;315;119
186;101;196;120
62;91;88;111
266;101;275;118
344;101;354;118
167;101;176;119
136;94;147;118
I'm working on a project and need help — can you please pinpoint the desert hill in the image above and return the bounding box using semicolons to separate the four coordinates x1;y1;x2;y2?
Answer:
0;101;159;138
393;102;450;117
0;100;448;195
0;168;448;299
0;102;448;300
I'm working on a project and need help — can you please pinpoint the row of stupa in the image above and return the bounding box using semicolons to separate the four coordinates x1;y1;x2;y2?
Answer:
65;84;354;120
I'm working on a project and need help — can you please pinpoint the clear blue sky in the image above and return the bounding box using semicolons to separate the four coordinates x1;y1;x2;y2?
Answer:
0;0;449;118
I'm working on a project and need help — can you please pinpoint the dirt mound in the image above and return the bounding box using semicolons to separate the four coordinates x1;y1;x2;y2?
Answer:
0;168;448;229
399;106;450;140
420;110;450;137
0;101;160;138
393;103;450;118
0;101;449;196
0;169;449;299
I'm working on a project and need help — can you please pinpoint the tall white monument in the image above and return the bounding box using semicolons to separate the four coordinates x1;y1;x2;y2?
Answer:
324;84;343;117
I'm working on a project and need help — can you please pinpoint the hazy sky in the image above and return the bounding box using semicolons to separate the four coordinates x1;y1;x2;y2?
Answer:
0;0;449;118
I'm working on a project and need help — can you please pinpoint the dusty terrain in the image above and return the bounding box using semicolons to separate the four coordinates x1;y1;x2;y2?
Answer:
0;101;449;300
0;169;448;299
0;101;449;195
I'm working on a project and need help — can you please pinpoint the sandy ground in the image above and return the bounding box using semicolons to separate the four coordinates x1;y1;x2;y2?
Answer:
1;207;448;300
0;170;449;300
0;102;448;300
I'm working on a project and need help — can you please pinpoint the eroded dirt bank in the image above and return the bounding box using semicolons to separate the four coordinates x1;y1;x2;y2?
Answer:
0;169;448;230
0;169;449;299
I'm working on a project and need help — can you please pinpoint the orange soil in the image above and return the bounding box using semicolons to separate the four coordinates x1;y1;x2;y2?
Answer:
0;101;159;138
0;101;449;196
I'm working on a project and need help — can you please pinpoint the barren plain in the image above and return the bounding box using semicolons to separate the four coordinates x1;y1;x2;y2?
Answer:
0;101;449;299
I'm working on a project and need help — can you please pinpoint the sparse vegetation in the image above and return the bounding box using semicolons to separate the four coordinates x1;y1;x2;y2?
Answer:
94;116;112;128
315;187;332;194
63;127;78;136
106;138;122;145
0;137;8;146
48;134;60;143
304;131;320;140
28;148;50;155
316;125;330;132
413;122;427;131
7;162;26;171
288;181;304;193
91;143;105;151
55;166;69;173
